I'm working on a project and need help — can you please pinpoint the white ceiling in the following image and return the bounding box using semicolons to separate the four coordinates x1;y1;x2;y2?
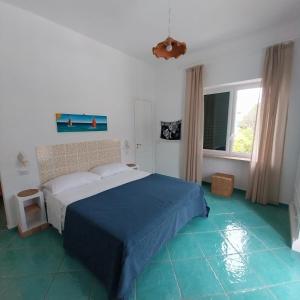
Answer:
2;0;300;62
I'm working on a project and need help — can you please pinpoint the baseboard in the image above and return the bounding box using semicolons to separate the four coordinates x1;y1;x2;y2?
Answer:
202;180;246;192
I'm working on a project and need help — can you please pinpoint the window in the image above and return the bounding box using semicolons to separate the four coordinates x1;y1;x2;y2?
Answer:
204;92;230;151
203;82;261;158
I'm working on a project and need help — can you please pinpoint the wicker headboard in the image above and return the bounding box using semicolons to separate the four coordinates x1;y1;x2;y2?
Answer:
36;139;121;184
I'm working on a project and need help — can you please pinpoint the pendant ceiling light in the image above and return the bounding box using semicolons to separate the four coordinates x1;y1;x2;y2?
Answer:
152;1;187;60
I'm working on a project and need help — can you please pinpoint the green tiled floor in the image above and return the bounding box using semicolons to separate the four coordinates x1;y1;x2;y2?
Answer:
1;184;300;299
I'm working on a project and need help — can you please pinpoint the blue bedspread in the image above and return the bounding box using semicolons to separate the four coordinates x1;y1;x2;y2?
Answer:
63;173;209;299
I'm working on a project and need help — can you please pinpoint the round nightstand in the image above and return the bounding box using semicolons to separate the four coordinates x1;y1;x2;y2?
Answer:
16;188;48;237
126;163;139;170
17;188;39;198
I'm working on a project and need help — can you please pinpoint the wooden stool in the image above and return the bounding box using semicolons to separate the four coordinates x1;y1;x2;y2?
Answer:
211;173;234;197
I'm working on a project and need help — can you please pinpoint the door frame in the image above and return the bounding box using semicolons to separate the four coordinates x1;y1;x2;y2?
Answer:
0;173;8;229
133;99;155;173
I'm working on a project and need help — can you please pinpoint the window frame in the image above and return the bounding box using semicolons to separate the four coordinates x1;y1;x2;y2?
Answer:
203;80;261;159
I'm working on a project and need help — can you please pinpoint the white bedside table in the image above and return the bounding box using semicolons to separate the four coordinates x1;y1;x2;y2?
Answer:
16;189;48;238
126;163;139;170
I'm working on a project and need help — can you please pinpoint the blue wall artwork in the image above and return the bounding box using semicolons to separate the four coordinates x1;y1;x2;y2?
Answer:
56;113;108;132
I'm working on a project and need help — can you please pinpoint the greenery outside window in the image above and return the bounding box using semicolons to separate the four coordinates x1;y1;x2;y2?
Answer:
203;81;261;158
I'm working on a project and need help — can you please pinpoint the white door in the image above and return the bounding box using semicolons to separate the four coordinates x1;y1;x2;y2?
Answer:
134;100;154;172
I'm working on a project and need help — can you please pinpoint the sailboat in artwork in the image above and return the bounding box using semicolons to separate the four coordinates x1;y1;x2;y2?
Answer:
56;113;107;132
91;117;97;128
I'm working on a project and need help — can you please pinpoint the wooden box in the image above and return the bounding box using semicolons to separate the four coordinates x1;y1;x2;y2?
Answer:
211;173;234;197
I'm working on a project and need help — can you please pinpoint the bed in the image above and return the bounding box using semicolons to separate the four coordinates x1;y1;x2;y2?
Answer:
37;140;209;300
44;169;150;233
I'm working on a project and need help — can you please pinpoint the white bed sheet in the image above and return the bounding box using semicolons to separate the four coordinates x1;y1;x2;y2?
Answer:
44;169;150;233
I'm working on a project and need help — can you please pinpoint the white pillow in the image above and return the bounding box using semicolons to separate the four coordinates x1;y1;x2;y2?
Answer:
90;163;130;178
43;171;101;194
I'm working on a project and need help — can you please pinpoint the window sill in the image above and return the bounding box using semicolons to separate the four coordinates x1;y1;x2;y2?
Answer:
203;153;251;162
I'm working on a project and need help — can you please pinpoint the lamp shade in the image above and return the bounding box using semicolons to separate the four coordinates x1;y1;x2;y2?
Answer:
152;36;187;60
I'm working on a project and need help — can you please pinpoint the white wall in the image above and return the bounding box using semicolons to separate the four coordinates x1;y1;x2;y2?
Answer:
280;39;300;203
1;2;300;230
155;52;262;190
0;2;156;228
155;47;265;184
155;27;300;203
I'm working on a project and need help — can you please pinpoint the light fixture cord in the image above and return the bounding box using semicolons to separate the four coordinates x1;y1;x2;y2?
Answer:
168;0;171;37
